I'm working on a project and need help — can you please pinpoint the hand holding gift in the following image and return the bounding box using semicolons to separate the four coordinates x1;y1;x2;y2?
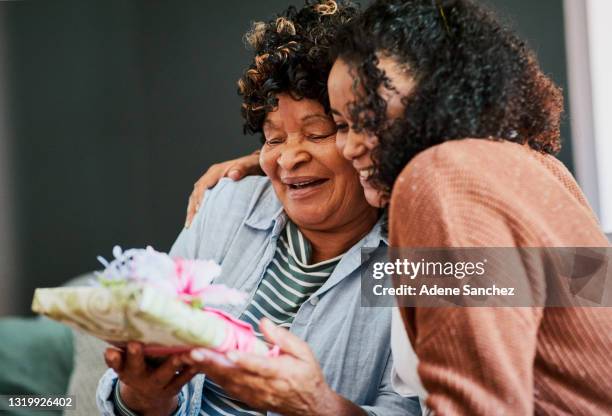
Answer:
32;246;281;414
178;318;349;416
104;341;193;416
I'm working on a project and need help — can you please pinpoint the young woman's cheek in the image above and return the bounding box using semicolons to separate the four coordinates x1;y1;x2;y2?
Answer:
335;131;347;155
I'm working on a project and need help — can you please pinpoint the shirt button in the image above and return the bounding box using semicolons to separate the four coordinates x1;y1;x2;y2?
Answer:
310;296;319;306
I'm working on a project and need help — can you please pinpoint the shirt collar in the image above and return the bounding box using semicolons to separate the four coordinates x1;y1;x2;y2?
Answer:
312;217;387;298
243;183;284;230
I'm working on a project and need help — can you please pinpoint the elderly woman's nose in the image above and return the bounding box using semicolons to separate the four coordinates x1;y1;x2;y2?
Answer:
277;143;311;170
342;131;368;161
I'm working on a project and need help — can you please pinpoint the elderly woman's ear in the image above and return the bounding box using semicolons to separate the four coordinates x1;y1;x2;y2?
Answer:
185;150;262;228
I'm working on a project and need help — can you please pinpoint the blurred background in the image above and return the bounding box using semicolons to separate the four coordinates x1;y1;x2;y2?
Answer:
0;0;610;316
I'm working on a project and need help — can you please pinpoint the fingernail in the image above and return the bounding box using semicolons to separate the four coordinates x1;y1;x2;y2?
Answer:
191;349;206;362
228;170;240;180
111;355;120;367
128;343;139;354
226;351;239;362
195;203;200;212
262;318;278;334
184;221;190;229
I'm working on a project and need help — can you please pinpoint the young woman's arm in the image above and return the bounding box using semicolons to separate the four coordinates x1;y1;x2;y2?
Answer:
185;151;262;228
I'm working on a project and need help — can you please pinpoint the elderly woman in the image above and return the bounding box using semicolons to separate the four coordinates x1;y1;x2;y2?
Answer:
327;0;612;414
96;2;420;416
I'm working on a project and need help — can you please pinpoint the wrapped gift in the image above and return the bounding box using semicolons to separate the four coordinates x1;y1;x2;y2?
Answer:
31;246;273;356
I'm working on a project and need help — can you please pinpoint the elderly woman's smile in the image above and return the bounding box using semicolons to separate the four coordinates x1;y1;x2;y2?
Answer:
260;93;376;231
282;175;329;197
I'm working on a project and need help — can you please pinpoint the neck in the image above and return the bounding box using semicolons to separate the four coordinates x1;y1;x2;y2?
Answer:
297;207;379;263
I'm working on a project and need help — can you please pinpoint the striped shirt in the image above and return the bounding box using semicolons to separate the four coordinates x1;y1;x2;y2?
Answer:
199;221;342;416
112;221;342;416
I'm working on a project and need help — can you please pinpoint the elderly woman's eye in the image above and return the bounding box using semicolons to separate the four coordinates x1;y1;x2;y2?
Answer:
307;132;335;141
265;137;284;145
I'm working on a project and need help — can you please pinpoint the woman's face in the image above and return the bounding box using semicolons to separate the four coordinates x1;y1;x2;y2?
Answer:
260;93;375;230
328;57;416;208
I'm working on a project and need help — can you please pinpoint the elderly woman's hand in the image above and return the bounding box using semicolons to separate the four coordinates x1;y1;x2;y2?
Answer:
104;342;197;416
185;151;263;228
180;318;366;416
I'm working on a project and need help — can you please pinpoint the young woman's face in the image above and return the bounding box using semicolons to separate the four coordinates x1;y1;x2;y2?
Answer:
259;93;375;230
328;56;416;208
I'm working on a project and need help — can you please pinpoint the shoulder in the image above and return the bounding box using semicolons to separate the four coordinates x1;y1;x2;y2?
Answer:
389;139;530;246
400;138;525;177
202;176;281;223
171;176;281;259
388;138;601;247
391;138;560;205
390;139;488;213
399;137;569;177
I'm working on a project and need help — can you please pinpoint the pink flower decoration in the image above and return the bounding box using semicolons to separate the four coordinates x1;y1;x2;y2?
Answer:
97;246;246;307
172;258;246;306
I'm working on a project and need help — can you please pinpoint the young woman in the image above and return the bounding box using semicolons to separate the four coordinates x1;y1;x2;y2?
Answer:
328;0;612;414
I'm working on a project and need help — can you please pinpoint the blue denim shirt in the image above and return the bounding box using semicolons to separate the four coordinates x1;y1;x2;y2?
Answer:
97;176;421;416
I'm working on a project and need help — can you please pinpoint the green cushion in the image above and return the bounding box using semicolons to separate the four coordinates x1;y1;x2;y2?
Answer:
0;317;73;416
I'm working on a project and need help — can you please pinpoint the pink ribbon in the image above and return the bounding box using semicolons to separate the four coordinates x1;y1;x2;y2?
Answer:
204;307;280;357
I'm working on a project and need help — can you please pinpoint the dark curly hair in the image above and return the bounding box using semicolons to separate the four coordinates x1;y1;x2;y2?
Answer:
331;0;564;195
237;0;358;141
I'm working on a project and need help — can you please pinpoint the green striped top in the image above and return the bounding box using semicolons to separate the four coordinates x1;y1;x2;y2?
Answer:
199;220;343;416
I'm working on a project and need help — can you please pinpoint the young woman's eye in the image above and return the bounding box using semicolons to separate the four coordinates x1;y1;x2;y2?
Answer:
335;123;349;133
